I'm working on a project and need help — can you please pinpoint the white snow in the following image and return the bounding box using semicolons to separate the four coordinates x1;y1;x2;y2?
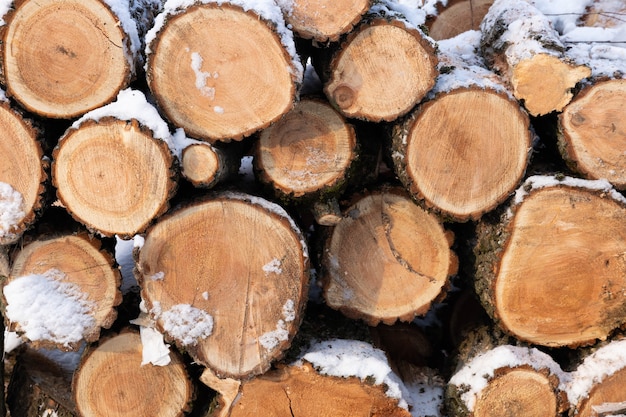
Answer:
238;155;255;182
138;325;172;366
369;0;429;31
259;299;296;350
102;0;142;73
4;330;24;353
262;258;283;275
190;51;217;99
513;175;626;206
114;235;139;293
213;105;225;114
148;271;165;281
0;0;11;26
145;0;304;79
448;344;568;412
3;269;97;348
0;182;26;240
160;304;214;346
202;291;209;300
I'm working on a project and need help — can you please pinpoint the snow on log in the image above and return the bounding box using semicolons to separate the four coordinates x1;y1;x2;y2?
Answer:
567;338;626;417
145;0;303;142
277;0;370;42
312;2;438;122
72;330;193;417
0;0;155;118
136;191;309;379
480;0;591;116
1;232;121;350
446;344;569;417
52;89;178;238
474;175;626;348
426;0;494;41
320;186;457;326
391;30;532;222
0;93;48;245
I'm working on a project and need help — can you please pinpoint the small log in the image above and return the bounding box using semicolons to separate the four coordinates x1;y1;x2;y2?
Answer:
279;0;370;42
0;96;48;245
320;186;457;326
145;1;302;142
567;338;626;417
136;191;309;379
72;330;193;417
0;0;147;118
253;97;358;204
480;0;591;116
2;231;121;350
180;141;241;189
426;0;494;41
313;5;438;122
558;78;626;189
391;30;532;222
52;90;178;238
474;175;626;348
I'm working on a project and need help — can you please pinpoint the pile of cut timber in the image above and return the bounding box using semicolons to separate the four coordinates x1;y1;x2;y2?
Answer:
1;0;626;416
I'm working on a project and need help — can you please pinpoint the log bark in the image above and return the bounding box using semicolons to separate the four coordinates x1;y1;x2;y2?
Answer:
480;0;591;116
312;10;438;122
253;97;358;205
72;330;192;417
558;78;626;189
474;175;626;348
136;191;309;379
2;231;122;350
52;117;177;238
0;99;48;245
145;1;302;142
426;0;494;41
320;186;457;326
1;0;140;118
279;0;370;42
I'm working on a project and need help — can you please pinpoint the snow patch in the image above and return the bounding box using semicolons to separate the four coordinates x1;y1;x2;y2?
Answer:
190;51;217;99
148;271;165;281
0;182;26;240
259;299;296;350
263;258;283;275
115;236;139;293
139;325;172;366
0;0;11;26
213;105;225;114
369;0;429;31
4;331;23;353
160;304;214;346
513;175;626;206
3;270;97;347
102;0;142;73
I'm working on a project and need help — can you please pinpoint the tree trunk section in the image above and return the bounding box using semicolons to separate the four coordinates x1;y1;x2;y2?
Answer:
52;117;177;238
320;186;457;326
0;100;47;245
2;231;121;350
582;0;626;28
136;192;309;379
474;175;626;348
181;142;241;189
145;2;301;142
426;0;494;41
253;97;358;203
281;0;370;42
72;330;192;417
313;16;438;122
558;78;626;189
480;0;591;116
1;0;134;118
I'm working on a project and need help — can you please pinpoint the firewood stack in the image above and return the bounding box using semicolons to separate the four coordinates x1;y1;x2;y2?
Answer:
1;0;626;416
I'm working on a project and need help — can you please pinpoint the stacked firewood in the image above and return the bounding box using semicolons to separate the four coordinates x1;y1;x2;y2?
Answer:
1;0;626;416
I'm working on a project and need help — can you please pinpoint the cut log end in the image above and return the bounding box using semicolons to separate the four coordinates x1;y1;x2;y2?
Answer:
2;0;131;118
181;143;221;186
324;19;438;122
577;367;626;417
427;0;494;41
322;188;456;326
146;3;299;142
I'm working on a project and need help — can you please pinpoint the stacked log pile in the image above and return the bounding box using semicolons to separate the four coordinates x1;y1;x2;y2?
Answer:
1;0;626;416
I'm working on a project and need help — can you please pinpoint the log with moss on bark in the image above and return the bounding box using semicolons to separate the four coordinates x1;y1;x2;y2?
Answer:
426;0;494;41
390;30;533;222
479;0;591;116
144;0;303;143
311;1;438;122
319;186;457;326
136;191;309;380
474;174;626;348
0;0;159;119
52;89;178;239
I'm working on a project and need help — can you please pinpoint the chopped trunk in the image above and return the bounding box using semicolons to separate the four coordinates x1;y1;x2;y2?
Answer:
281;0;370;42
480;0;591;116
52;117;177;238
474;175;626;348
136;192;309;379
426;0;494;41
2;231;122;350
320;187;457;326
253;97;358;221
558;78;626;189
181;142;241;189
1;0;135;118
0;101;47;245
72;330;192;417
145;2;301;142
582;0;626;28
313;15;438;122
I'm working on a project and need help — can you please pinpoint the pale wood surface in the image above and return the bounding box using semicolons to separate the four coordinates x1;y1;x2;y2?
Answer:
285;0;370;42
427;0;494;40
